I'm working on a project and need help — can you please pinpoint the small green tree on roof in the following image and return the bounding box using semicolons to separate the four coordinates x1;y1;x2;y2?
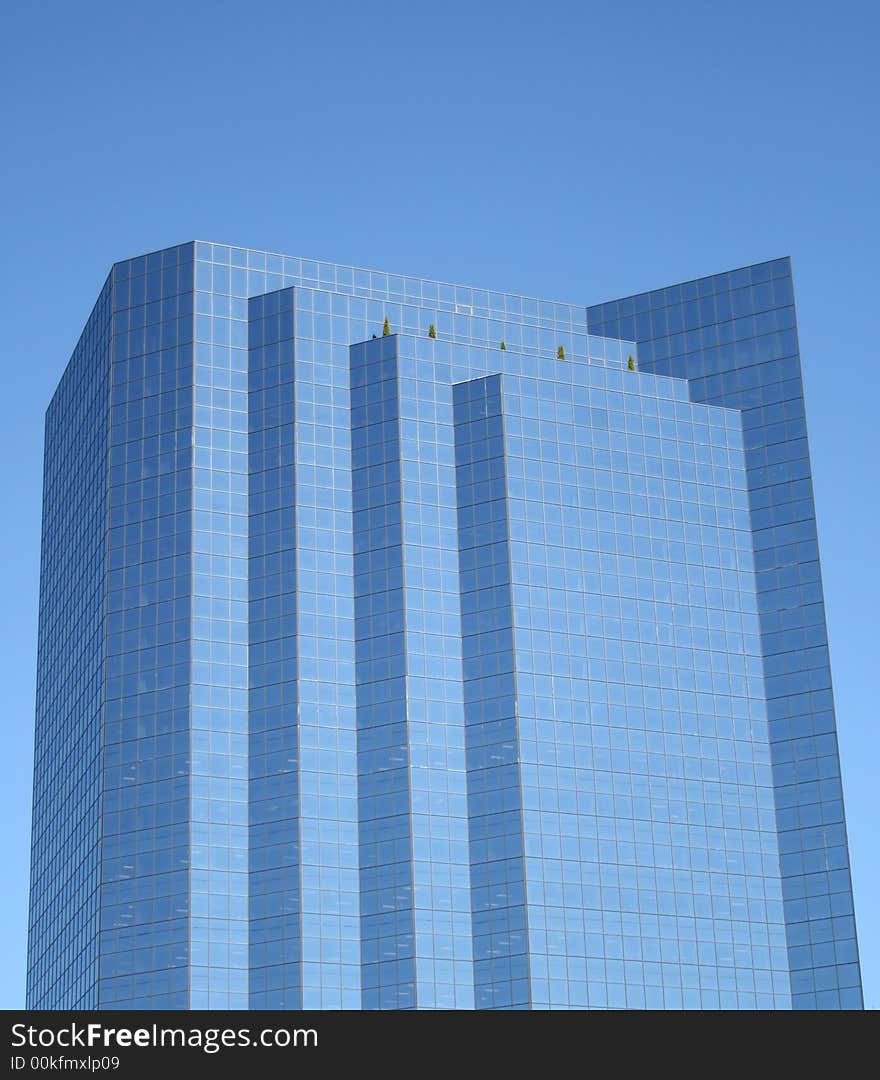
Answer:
382;317;391;336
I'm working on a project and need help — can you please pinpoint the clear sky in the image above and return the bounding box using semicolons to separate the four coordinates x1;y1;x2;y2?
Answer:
1;0;877;1009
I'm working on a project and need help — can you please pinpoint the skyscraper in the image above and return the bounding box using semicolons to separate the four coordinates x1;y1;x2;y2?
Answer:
27;243;862;1010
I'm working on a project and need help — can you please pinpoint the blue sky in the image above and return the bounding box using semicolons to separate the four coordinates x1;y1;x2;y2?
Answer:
1;0;877;1008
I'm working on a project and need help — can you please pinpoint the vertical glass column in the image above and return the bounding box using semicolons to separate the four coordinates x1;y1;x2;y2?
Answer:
394;338;475;1009
292;313;360;1009
453;374;531;1010
100;245;195;1008
248;288;300;1007
191;256;250;1008
351;336;415;1008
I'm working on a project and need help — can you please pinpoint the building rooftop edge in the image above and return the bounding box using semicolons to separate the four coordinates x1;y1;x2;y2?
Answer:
109;240;793;316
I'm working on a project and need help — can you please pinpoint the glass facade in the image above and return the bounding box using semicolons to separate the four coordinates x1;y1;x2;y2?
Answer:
587;262;862;1008
27;243;862;1010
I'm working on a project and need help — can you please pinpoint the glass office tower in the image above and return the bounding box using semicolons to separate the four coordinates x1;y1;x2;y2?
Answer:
27;243;862;1010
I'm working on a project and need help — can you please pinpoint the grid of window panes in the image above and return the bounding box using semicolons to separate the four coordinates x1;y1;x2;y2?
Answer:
31;239;862;1011
373;336;475;1009
499;362;790;1008
192;264;250;1009
248;289;301;1007
187;244;637;1010
288;306;360;1010
193;242;633;1010
192;242;633;369
351;338;416;1006
453;375;530;1009
27;277;112;1009
99;245;195;1008
248;282;362;1011
587;259;862;1009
